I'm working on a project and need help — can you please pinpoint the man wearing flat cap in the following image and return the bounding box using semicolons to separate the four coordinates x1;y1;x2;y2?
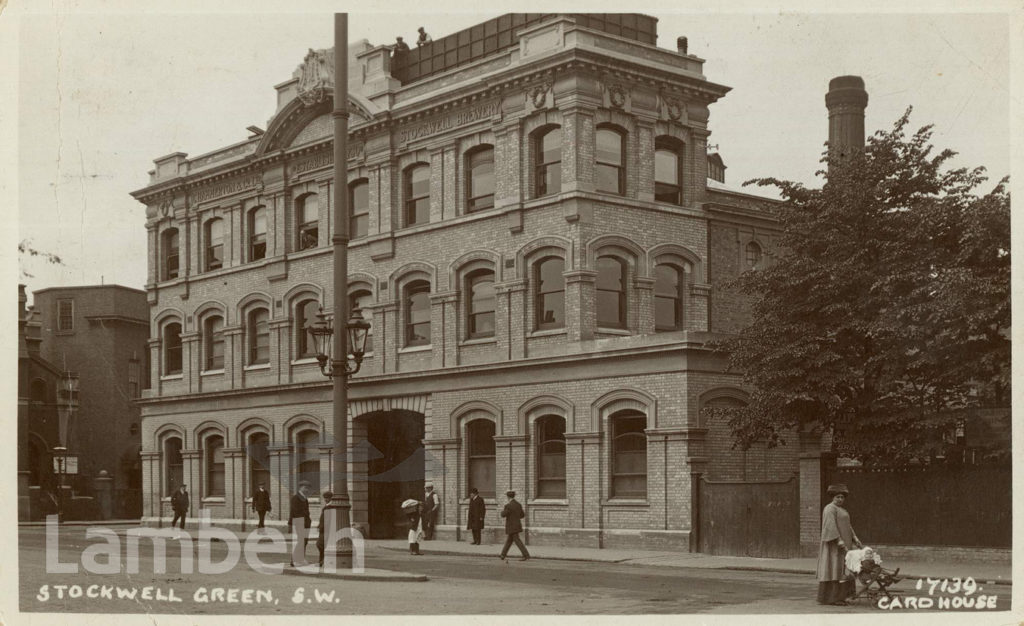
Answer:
499;490;530;561
422;483;439;540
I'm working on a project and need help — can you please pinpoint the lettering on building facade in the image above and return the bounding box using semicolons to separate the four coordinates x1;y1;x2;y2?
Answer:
191;174;262;204
289;143;366;177
398;101;499;144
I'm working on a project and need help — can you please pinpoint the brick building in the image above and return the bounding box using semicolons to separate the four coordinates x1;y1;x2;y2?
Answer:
131;14;826;551
24;285;150;518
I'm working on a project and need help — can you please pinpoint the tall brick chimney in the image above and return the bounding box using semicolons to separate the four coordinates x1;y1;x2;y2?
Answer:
825;75;868;164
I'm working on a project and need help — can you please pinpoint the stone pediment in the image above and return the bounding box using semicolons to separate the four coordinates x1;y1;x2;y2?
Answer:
256;47;379;155
256;92;375;155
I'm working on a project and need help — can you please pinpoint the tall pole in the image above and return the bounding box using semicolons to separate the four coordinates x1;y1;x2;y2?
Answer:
329;12;352;557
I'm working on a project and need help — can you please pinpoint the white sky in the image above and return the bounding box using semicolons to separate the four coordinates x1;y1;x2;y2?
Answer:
4;2;1019;300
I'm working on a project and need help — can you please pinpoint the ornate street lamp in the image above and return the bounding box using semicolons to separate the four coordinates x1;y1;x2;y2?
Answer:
310;307;371;378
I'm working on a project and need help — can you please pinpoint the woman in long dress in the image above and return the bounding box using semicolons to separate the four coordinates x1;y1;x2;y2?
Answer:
817;483;862;605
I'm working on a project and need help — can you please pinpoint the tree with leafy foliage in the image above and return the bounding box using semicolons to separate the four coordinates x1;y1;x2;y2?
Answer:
708;109;1010;465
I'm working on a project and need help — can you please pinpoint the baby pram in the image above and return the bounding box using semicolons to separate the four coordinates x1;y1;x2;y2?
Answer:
849;558;903;602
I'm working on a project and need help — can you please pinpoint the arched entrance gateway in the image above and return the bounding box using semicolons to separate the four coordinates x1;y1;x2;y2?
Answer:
353;410;425;538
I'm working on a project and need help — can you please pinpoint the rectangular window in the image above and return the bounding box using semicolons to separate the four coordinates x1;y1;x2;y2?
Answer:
57;299;74;332
128;358;140;399
164;438;183;496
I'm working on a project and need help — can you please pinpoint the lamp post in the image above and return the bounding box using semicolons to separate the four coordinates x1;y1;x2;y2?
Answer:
55;371;79;524
314;11;360;563
53;446;67;524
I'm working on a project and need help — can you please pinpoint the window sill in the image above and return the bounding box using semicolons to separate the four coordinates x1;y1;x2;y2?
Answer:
528;328;566;338
596;327;631;336
399;344;432;354
244;363;271;371
459;337;496;346
602;498;649;507
200;369;225;377
291;357;319;366
201;497;226;504
160;374;184;381
528;498;568;506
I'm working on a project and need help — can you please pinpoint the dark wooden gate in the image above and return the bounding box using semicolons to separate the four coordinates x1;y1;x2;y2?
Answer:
696;474;800;557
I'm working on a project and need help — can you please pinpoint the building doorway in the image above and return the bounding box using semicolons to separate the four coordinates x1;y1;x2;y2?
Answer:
362;410;425;538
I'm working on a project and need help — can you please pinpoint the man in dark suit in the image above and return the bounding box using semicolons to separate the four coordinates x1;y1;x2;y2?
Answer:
170;484;189;531
289;481;312;566
499;490;529;561
316;490;334;567
467;487;485;545
252;484;271;530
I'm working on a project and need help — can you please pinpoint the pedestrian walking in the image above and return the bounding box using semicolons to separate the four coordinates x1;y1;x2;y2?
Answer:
422;482;439;540
403;499;424;555
170;484;189;531
316;490;334;567
289;481;312;566
817;483;862;605
498;490;529;561
467;486;485;545
252;483;271;530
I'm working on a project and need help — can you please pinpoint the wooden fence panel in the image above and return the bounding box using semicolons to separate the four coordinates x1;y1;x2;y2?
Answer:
832;466;1011;547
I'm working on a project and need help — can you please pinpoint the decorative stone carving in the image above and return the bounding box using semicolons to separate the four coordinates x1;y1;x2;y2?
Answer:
608;84;628;109
527;81;551;109
664;97;684;121
296;48;334;106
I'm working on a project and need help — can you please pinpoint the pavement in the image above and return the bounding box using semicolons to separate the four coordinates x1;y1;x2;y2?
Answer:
371;538;1013;586
21;520;1011;585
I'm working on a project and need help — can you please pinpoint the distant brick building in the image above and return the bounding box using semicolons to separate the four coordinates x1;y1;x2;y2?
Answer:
23;285;150;518
131;14;814;551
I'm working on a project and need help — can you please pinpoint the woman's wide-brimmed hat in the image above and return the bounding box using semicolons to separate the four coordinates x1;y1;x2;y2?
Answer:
826;483;850;495
401;499;420;510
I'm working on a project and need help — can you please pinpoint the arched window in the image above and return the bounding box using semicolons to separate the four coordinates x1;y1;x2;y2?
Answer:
611;410;647;498
596;256;627;329
163;436;183;496
746;242;763;270
350;290;374;353
534;256;565;330
350;179;369;239
466;269;495;339
247;308;270;365
654;264;684;331
595;126;625;195
405;280;431;346
247;432;270;496
535;126;562;197
30;379;47;404
296;193;319;250
204;218;224;271
466;146;495;212
163;322;183;375
162;229;180;280
249;207;267;261
205;435;225;496
405;164;431;226
295;299;319;359
466;419;495;498
294;429;320;493
654;138;683;205
203;315;225;371
536;415;566;498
